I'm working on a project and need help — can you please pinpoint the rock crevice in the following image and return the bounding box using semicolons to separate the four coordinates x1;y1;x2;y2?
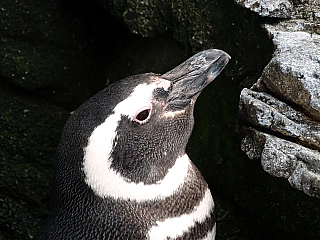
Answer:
236;0;320;198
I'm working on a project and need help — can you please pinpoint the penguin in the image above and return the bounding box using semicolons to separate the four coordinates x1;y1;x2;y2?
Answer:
35;49;230;240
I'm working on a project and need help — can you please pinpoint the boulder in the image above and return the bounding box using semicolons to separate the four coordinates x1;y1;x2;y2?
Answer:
235;0;320;20
0;81;70;239
0;0;119;110
237;0;320;198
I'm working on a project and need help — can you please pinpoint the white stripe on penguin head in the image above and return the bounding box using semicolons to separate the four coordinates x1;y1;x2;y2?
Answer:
83;82;190;201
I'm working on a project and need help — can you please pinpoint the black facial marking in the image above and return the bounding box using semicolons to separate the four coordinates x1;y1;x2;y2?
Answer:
153;87;169;101
110;103;194;184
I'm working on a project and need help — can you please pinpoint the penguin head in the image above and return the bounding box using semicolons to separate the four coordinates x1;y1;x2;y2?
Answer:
55;49;230;202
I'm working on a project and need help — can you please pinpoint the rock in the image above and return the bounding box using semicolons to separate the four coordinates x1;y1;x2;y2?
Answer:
242;128;320;198
235;0;320;21
0;0;119;110
234;0;293;18
261;22;320;121
240;88;320;150
236;0;320;198
0;82;70;239
239;88;320;197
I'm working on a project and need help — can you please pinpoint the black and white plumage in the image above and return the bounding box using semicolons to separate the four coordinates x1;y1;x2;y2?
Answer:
35;49;230;240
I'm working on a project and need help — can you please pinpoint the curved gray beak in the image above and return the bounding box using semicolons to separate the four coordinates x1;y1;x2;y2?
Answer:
162;49;230;111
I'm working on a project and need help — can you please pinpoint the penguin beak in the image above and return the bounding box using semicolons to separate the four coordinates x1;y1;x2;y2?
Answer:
161;49;230;111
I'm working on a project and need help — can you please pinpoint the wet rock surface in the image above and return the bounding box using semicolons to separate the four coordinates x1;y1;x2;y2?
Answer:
236;0;320;198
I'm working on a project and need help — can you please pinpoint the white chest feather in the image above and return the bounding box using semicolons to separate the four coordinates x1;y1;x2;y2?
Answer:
147;188;215;240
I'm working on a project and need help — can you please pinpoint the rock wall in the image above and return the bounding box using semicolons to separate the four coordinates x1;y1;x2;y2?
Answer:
237;0;320;198
0;0;107;238
0;81;69;239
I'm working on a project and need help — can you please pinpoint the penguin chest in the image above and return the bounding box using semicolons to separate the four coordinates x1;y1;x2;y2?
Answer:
84;152;215;239
136;156;216;240
146;187;216;240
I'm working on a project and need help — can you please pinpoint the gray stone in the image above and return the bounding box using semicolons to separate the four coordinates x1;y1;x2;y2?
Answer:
234;0;320;21
236;0;320;198
261;22;320;121
241;125;320;198
234;0;293;18
239;21;320;197
240;88;320;150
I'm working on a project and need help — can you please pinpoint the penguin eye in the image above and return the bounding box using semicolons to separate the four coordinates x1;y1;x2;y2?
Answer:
135;109;150;123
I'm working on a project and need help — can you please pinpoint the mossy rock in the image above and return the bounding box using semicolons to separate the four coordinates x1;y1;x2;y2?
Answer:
0;82;70;239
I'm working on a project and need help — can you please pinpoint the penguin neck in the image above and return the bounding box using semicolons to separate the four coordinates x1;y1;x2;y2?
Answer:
83;151;191;202
107;115;191;185
109;146;186;185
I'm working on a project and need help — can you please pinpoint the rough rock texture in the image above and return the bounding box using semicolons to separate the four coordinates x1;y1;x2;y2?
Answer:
240;88;320;197
242;128;320;197
235;0;320;20
235;0;293;18
236;0;320;198
0;0;119;110
101;0;273;82
0;81;70;239
240;88;320;149
262;23;320;121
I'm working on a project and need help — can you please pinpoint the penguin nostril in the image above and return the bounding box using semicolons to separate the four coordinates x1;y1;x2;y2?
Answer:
136;109;150;122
